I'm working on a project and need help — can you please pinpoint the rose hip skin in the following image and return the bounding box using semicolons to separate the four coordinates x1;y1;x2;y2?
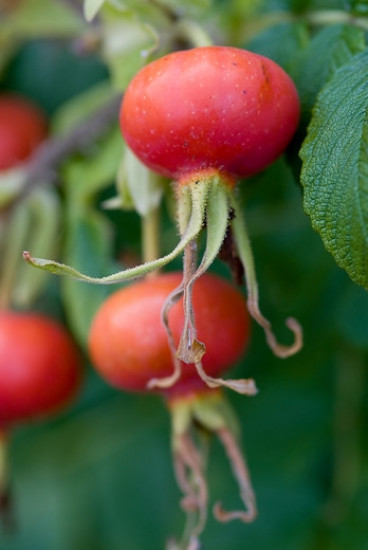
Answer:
120;46;300;180
88;272;250;398
0;94;47;171
0;312;80;429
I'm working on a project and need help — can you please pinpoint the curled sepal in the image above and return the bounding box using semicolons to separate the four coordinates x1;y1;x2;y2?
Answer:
194;361;258;396
22;180;209;285
229;192;303;358
167;390;257;548
213;426;257;523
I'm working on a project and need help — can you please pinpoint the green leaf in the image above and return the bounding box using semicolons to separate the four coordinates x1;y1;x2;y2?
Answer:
0;187;61;310
290;24;366;125
12;188;61;308
101;16;159;88
62;127;123;204
61;210;115;348
52;83;117;136
300;50;368;289
117;147;164;216
0;167;25;208
84;0;107;21
247;22;309;72
0;0;84;39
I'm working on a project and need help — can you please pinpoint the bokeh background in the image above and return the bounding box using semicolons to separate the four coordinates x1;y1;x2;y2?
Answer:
1;1;368;549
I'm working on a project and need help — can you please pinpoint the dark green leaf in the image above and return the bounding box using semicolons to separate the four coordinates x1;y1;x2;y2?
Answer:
300;49;368;289
290;24;366;125
247;22;309;71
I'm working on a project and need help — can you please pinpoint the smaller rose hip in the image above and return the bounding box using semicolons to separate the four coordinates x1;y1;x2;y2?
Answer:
0;94;47;171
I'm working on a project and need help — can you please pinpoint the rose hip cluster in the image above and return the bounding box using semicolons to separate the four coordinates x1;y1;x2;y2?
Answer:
23;46;302;548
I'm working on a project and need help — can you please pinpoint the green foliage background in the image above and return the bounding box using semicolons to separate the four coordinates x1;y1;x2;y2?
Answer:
1;0;368;549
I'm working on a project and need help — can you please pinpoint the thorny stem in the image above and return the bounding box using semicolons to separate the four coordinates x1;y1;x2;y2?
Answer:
229;191;303;358
213;426;257;523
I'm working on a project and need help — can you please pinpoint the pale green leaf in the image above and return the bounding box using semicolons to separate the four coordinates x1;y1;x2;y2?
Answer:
300;50;368;289
84;0;106;21
12;188;61;308
0;0;84;39
0;167;25;208
101;17;159;88
117;147;163;216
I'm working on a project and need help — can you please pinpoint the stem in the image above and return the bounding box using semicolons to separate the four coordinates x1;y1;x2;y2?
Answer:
0;431;8;496
324;347;364;524
229;191;303;358
0;430;14;533
178;239;204;365
5;94;121;214
177;179;230;365
146;182;210;390
304;10;368;31
141;205;161;271
213;426;257;523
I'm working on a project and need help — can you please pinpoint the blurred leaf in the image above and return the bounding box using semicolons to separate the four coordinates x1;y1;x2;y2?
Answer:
61;209;116;348
101;16;159;88
350;0;368;15
152;0;212;15
0;167;25;208
290;24;366;125
0;0;84;39
246;22;309;71
300;50;368;289
84;0;107;21
62;127;123;203
13;187;61;308
117;147;164;215
0;187;60;310
4;40;108;114
104;0;211;18
334;277;368;349
60;130;124;346
52;82;118;135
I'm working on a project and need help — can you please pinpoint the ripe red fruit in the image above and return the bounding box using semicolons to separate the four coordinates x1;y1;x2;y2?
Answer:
88;272;250;398
120;46;300;180
24;46;302;381
0;94;47;171
88;273;257;546
0;312;80;428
